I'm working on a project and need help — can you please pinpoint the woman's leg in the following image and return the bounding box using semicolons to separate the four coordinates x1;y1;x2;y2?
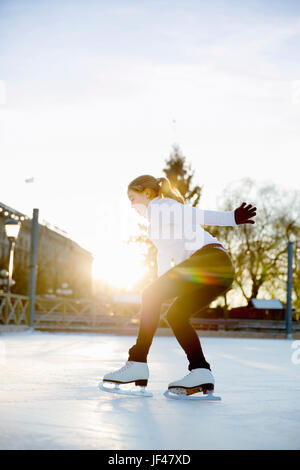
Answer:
166;248;234;370
128;278;181;363
128;246;234;364
166;283;231;371
128;271;208;363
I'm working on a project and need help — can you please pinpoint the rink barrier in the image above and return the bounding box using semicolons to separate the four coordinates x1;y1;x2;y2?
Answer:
0;293;30;325
33;296;113;330
32;299;172;332
0;293;299;337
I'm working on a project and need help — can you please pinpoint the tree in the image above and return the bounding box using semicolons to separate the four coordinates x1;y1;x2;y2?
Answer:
293;237;300;313
208;178;300;310
162;144;202;206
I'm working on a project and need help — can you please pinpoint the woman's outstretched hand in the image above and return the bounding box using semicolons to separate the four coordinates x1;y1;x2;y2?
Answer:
234;202;257;225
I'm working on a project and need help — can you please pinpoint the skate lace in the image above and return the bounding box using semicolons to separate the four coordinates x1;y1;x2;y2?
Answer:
110;361;133;376
183;370;195;380
180;369;211;382
175;370;200;383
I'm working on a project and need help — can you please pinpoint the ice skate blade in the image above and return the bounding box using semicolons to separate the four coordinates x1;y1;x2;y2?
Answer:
164;390;221;401
99;381;153;397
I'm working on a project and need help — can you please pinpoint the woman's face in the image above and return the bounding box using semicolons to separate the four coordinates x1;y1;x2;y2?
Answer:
127;188;151;216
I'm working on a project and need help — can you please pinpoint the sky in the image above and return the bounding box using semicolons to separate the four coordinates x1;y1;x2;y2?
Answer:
1;0;300;287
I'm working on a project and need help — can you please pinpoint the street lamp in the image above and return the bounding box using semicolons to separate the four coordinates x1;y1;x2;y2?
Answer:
4;218;21;294
56;282;73;296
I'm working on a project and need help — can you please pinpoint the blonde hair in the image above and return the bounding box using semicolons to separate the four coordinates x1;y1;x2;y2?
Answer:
128;174;185;204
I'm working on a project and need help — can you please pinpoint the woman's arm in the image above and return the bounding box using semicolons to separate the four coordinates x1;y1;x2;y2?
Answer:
186;205;237;226
202;209;237;226
187;202;257;226
147;197;257;229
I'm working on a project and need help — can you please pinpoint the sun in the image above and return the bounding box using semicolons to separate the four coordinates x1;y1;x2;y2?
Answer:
92;242;146;290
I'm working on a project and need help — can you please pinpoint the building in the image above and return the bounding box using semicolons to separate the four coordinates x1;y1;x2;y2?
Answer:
228;298;286;320
0;202;93;298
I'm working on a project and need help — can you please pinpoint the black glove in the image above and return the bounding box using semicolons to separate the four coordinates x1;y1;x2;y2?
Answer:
234;202;257;225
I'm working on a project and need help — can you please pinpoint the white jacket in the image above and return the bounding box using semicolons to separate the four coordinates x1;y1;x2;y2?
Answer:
146;196;237;277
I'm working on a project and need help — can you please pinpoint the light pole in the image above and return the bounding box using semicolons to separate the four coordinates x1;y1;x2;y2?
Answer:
286;234;295;339
4;218;21;294
28;208;39;329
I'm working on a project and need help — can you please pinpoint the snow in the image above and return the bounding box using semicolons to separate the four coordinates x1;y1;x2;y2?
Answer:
0;331;299;450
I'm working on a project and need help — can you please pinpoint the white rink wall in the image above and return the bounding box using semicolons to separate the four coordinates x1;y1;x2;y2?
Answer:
0;331;299;450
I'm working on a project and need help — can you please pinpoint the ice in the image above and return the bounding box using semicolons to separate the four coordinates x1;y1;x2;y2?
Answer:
0;331;299;450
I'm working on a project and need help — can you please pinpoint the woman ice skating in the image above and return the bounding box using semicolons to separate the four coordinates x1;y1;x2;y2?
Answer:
99;175;257;399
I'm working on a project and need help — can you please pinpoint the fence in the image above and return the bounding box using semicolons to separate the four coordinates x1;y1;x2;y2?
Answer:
0;293;30;325
1;292;299;336
34;296;119;332
190;317;300;334
0;293;143;332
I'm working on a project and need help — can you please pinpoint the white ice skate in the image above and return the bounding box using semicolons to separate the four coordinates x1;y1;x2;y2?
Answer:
99;361;153;397
164;368;221;401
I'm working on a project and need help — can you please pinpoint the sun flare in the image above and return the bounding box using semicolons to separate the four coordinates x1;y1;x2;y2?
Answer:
92;242;146;290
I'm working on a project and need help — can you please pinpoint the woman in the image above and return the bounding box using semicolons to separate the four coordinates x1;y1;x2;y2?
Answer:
102;175;256;397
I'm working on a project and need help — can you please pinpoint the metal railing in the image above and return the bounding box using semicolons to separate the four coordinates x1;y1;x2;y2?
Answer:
0;293;142;331
190;317;300;333
33;296;113;331
1;291;299;336
0;293;30;325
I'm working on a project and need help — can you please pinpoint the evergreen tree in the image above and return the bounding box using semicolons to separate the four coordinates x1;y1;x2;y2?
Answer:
162;144;202;206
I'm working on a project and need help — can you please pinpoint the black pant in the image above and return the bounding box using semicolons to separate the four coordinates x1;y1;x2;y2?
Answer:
128;244;235;371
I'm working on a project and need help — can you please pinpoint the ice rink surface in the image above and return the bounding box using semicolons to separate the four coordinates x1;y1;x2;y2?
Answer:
0;331;299;450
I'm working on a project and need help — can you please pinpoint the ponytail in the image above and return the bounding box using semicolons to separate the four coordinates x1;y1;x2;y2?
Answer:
156;177;185;204
128;174;185;204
